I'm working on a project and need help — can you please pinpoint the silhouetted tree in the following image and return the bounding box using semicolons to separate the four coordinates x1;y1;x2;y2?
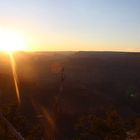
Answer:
75;111;127;140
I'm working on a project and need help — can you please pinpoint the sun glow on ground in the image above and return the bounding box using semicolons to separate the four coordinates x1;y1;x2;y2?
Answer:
0;28;27;52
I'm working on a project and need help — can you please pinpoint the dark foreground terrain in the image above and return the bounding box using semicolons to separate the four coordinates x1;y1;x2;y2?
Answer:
0;51;140;139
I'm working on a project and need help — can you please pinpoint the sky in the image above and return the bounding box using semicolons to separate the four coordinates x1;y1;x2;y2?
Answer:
0;0;140;51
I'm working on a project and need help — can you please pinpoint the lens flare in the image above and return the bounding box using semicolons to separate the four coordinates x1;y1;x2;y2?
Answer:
9;52;21;104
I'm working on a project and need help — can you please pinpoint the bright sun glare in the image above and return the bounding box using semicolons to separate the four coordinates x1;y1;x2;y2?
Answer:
0;28;26;52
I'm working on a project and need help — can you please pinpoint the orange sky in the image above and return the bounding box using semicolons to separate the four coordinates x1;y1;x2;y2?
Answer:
0;0;140;52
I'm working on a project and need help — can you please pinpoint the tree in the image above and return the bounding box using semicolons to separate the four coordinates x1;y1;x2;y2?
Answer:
75;111;127;140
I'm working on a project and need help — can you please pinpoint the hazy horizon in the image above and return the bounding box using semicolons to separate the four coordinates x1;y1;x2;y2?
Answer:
0;0;140;52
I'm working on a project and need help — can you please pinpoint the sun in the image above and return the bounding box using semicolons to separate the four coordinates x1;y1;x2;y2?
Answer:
0;28;27;52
